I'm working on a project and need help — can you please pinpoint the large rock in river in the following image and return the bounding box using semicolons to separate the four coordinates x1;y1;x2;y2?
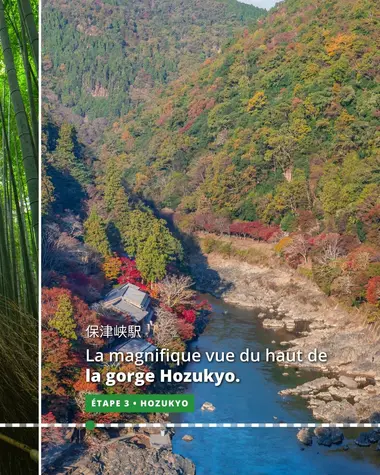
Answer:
314;427;344;446
201;402;215;411
297;428;313;446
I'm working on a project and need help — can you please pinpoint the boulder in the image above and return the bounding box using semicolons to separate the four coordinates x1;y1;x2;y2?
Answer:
284;319;296;331
262;319;285;329
339;375;358;389
314;427;344;446
182;435;194;442
315;392;333;402
355;432;372;447
312;399;357;423
297;428;313;446
201;402;215;412
279;377;339;397
368;431;380;444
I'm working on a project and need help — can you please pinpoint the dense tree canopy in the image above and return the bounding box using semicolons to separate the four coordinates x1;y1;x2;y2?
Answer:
42;0;264;120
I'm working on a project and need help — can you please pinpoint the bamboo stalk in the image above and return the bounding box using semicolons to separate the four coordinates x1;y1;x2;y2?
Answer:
18;0;38;71
0;0;38;245
0;432;38;463
0;99;37;317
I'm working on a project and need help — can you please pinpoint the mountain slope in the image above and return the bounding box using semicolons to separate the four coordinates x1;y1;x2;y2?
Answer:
42;0;265;120
103;0;379;232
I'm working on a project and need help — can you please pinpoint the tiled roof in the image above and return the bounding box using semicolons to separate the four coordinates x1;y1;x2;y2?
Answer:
112;299;152;322
104;283;150;310
110;338;157;354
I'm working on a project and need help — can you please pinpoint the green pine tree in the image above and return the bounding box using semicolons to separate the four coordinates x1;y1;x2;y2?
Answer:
84;209;111;257
52;123;74;169
52;123;89;185
113;186;130;226
104;158;123;211
136;233;168;283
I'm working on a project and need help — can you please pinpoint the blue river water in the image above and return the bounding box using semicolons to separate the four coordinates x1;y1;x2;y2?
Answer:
171;294;380;474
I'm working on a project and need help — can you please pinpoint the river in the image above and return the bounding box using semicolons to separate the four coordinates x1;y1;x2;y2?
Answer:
172;294;380;474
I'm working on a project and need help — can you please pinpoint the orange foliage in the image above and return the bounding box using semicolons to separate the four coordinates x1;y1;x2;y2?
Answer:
103;254;122;281
326;33;356;56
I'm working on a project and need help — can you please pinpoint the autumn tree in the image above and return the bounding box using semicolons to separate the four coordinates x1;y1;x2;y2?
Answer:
285;234;310;265
153;308;180;348
48;293;77;340
103;254;122;281
42;329;76;396
73;368;100;413
367;277;380;306
157;275;195;309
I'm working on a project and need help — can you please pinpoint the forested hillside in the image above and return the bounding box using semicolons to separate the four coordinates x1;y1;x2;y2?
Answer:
94;0;379;317
42;0;380;459
42;0;264;120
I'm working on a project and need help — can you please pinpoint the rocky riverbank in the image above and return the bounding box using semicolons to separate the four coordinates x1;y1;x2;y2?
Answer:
43;428;195;475
189;236;380;423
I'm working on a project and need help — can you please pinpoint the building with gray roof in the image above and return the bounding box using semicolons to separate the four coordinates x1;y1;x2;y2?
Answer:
102;283;153;335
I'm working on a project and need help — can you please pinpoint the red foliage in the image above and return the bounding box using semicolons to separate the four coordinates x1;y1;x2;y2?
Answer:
344;245;378;271
362;204;380;245
176;319;195;341
67;272;103;290
181;309;196;323
41;412;66;446
194;212;230;234
366;277;380;305
118;257;145;287
179;119;195;134
41;287;74;325
308;233;327;247
229;220;280;241
62;272;104;301
42;329;78;396
73;368;99;393
41;287;104;347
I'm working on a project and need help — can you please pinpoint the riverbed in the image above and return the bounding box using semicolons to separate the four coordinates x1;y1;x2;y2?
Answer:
172;294;380;474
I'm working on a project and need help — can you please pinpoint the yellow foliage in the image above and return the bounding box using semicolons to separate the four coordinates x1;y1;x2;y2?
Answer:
274;236;293;254
134;172;149;193
247;91;267;112
335;110;355;130
326;33;356;56
301;63;319;80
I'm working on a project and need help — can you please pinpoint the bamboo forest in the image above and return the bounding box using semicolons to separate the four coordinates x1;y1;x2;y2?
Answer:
0;0;38;472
